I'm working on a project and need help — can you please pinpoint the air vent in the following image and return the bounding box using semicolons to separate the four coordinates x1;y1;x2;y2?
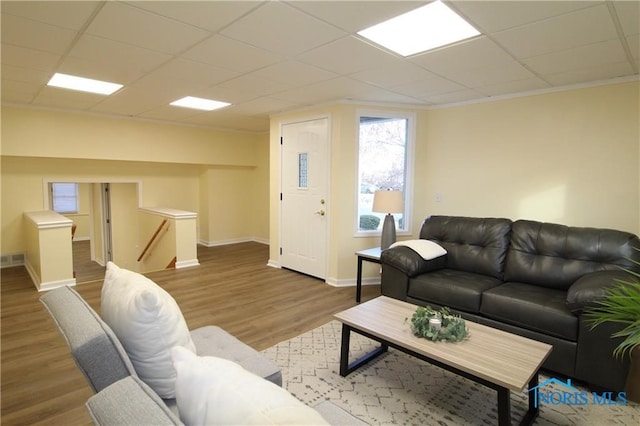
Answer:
1;252;26;268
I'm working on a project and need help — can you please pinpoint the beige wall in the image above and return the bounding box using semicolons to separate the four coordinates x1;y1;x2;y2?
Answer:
270;81;640;284
1;107;270;259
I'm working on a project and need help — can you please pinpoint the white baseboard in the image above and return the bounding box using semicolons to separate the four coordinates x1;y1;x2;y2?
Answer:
25;260;76;291
325;276;380;288
267;259;280;269
175;259;200;269
199;237;269;247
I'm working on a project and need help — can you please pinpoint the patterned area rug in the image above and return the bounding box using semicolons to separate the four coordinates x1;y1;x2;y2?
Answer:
263;321;640;425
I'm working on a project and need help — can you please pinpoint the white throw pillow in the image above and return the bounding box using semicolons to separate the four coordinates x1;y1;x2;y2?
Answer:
101;262;196;398
390;239;447;260
171;346;329;426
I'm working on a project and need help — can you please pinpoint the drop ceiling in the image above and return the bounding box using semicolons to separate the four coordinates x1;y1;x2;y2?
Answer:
2;1;638;133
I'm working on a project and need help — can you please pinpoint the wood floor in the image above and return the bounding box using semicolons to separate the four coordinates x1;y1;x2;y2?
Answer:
1;242;381;425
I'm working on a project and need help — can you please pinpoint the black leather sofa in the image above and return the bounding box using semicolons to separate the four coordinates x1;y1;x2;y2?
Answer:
380;215;640;393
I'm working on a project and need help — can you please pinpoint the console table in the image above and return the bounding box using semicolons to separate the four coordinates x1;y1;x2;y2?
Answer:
355;247;382;303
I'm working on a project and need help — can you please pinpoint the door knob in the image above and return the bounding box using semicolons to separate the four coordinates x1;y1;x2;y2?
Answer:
315;210;325;216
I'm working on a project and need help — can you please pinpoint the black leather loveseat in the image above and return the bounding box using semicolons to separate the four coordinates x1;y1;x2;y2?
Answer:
380;215;640;393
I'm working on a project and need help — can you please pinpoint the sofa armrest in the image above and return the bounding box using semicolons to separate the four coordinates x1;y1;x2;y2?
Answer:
380;246;446;278
86;376;183;425
567;270;632;314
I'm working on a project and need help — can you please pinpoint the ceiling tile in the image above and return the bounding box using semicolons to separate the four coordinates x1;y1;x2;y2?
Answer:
33;85;106;110
627;34;639;60
1;64;51;86
137;105;205;122
350;61;438;88
86;2;210;54
447;60;536;88
423;89;487;104
272;77;373;104
523;39;629;75
392;76;466;98
89;85;176;116
0;0;101;30
613;1;640;36
248;61;336;87
1;44;61;72
183;35;281;73
226;97;299;115
475;77;551;97
288;1;427;32
450;0;595;33
409;36;513;76
493;3;619;59
133;59;239;94
220;1;345;56
297;35;399;75
1;14;77;55
545;61;634;86
127;1;264;32
216;74;291;98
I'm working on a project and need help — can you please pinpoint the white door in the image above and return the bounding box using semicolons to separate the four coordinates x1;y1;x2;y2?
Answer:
281;118;329;279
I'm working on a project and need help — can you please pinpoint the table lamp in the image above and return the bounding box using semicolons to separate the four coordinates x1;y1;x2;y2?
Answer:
372;190;404;249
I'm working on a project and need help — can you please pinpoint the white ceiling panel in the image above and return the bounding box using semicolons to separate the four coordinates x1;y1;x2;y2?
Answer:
409;36;514;76
523;39;629;76
450;0;596;33
248;61;336;87
220;1;346;56
183;35;281;73
288;0;427;32
613;1;640;36
127;1;265;32
297;35;399;75
1;0;637;133
1;14;77;55
1;44;61;72
493;3;619;59
447;60;536;88
476;77;551;97
545;61;635;86
351;61;438;88
86;2;210;54
1;0;101;30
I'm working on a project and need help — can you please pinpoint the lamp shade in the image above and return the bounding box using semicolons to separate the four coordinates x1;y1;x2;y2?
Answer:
372;190;403;214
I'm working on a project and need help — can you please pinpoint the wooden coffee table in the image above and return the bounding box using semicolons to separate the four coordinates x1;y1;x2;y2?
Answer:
334;296;552;426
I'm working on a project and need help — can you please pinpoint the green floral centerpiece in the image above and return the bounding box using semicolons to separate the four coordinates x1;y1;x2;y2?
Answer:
409;305;469;342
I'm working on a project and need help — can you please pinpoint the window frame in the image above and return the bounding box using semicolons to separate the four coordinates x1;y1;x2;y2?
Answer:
50;182;79;214
354;109;415;238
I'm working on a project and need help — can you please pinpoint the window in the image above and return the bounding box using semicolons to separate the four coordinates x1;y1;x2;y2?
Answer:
51;183;79;214
356;112;413;233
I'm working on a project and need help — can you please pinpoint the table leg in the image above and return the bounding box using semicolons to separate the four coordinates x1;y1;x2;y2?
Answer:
356;256;363;302
339;324;388;377
497;387;511;426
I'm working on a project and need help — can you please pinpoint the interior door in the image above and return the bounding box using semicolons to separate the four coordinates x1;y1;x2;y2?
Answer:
281;118;329;279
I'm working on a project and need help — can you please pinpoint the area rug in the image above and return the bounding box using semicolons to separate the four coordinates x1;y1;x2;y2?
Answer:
263;320;640;425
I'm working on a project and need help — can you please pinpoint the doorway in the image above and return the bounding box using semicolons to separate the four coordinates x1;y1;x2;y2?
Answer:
280;117;330;280
45;180;140;282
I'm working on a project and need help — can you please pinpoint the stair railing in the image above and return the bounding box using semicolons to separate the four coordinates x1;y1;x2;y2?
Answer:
137;219;168;262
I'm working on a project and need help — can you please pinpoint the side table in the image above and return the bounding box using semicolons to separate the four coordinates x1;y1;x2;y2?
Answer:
355;247;382;303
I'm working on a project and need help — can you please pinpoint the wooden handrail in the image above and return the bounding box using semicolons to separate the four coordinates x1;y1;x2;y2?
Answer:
137;219;168;262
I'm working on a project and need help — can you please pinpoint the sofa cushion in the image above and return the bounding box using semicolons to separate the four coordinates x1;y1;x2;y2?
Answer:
101;262;196;399
171;346;329;426
408;269;503;313
480;282;578;341
190;325;282;386
505;220;640;290
419;216;512;280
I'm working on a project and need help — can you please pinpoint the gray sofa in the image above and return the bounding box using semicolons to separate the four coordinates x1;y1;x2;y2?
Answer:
41;285;364;425
381;215;640;394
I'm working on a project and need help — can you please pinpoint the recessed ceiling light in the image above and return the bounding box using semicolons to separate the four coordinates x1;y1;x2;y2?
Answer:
358;0;480;57
47;73;123;95
170;96;231;111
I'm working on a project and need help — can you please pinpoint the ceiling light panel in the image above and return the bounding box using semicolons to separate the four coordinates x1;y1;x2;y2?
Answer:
358;1;481;57
170;96;230;111
47;73;123;95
